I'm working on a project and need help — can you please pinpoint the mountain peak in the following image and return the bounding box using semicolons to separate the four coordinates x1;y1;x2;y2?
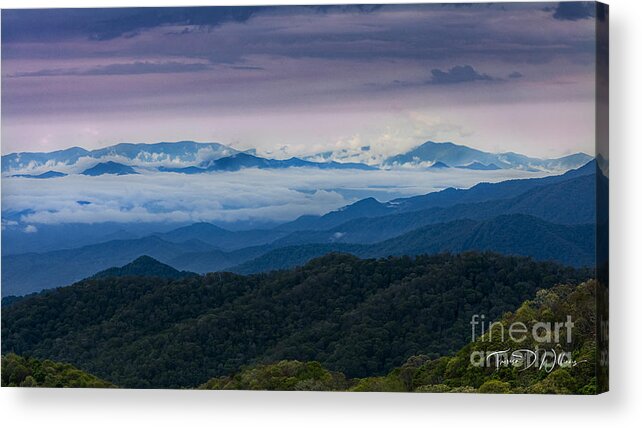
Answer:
81;161;138;176
347;197;381;207
92;255;196;280
384;141;591;172
430;161;450;169
457;162;501;171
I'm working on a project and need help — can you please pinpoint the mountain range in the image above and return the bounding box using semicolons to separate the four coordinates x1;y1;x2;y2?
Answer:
11;170;68;179
383;141;592;171
231;214;595;274
2;140;591;176
159;152;376;174
1;141;239;173
1;159;601;296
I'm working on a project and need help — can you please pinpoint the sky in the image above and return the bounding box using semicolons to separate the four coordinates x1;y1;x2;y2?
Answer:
1;2;599;159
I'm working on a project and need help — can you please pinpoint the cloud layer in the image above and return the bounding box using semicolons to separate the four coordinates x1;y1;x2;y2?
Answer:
2;167;547;226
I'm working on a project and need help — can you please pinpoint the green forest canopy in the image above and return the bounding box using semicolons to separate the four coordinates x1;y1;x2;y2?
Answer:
2;252;593;389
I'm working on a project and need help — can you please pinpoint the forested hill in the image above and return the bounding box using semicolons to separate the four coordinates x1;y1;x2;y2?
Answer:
92;255;197;279
2;252;592;388
1;354;113;388
198;280;601;394
2;280;601;393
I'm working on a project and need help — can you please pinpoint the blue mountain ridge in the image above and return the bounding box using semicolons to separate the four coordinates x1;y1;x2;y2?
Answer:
1;160;601;296
11;171;67;179
2;141;237;172
3;140;591;174
160;152;376;173
81;161;139;176
383;141;592;171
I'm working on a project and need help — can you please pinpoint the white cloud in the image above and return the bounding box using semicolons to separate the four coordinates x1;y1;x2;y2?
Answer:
23;224;38;233
2;167;548;226
1;219;18;230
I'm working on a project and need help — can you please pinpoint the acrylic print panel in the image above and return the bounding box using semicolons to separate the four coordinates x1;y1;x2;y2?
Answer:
1;2;608;393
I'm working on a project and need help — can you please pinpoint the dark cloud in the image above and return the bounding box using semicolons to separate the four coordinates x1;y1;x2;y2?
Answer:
9;61;212;78
1;7;262;42
1;2;597;147
428;65;496;85
1;3;597;73
552;2;595;21
1;5;385;43
229;66;265;71
508;71;524;79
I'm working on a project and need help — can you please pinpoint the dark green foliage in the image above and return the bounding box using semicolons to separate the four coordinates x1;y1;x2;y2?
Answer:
200;280;598;394
478;380;511;393
1;353;113;388
375;280;600;394
200;360;349;391
2;252;591;389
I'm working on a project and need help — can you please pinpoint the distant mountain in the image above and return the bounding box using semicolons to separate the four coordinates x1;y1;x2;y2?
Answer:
276;197;396;232
1;161;601;295
161;152;376;173
383;141;592;172
167;245;268;273
92;255;197;280
2;146;89;173
392;159;597;213
278;161;596;233
157;166;206;174
429;161;450;169
385;141;507;168
234;214;595;274
81;161;138;176
89;141;238;164
2;141;239;174
270;173;596;248
366;214;595;266
1;236;214;296
457;162;501;171
11;170;67;179
3;139;590;175
0;221;186;256
157;222;286;250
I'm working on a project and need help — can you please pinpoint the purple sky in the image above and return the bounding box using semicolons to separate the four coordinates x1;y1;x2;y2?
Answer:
1;2;598;158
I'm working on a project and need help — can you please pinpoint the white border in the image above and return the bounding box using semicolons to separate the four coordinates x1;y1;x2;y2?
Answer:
2;1;641;427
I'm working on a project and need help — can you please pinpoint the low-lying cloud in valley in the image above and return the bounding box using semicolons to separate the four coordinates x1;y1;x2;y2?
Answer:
2;167;547;227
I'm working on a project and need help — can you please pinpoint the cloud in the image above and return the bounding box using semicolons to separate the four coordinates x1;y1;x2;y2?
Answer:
552;2;595;21
228;65;265;71
1;219;18;230
428;65;496;85
508;71;524;79
23;224;38;233
10;61;211;78
2;167;546;227
1;7;262;42
1;5;385;43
